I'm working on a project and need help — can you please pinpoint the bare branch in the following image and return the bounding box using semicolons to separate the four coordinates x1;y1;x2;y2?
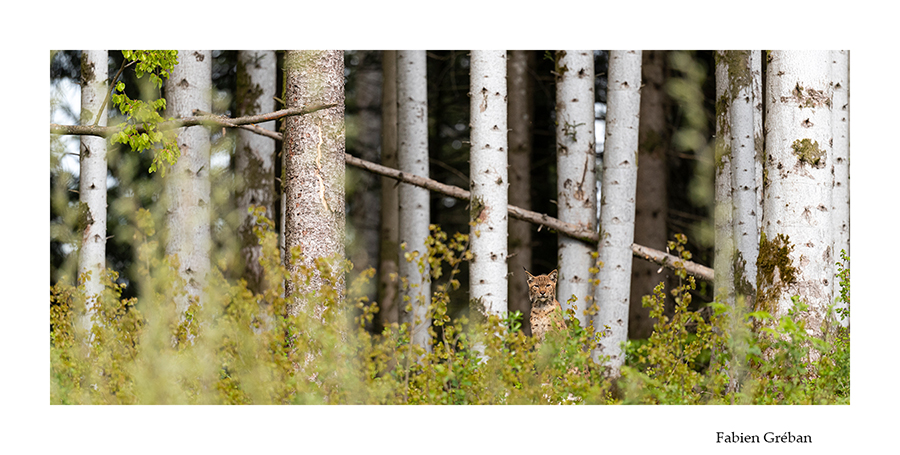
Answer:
192;110;281;141
343;152;715;282
191;103;336;126
50;102;337;138
631;243;714;282
50;123;114;137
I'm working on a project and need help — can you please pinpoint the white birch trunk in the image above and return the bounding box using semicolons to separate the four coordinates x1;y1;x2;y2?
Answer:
78;50;108;333
555;50;596;327
397;50;431;351
165;50;211;312
469;50;509;316
762;50;833;339
713;52;735;305
507;50;534;331
830;50;850;326
378;50;401;329
235;50;277;293
728;51;761;304
593;50;641;373
752;51;764;238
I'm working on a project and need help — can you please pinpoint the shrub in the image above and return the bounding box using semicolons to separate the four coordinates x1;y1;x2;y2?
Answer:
50;218;849;405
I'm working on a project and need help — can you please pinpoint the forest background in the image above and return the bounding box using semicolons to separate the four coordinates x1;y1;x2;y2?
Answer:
9;2;900;453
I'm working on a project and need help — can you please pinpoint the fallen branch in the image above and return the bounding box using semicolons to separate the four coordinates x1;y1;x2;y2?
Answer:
631;243;714;283
343;152;715;282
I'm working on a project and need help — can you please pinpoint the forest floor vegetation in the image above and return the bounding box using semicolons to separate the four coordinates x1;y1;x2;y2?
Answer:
50;212;850;405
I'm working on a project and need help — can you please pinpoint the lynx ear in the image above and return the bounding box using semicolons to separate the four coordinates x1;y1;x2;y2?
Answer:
524;267;535;283
549;269;558;282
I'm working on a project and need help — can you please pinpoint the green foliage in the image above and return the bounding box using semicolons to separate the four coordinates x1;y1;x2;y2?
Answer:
620;235;717;404
123;50;178;88
835;249;850;322
50;223;849;404
621;275;716;404
620;233;849;405
110;50;180;174
51;269;142;404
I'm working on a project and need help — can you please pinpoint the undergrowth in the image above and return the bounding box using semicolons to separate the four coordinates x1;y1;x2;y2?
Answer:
50;213;849;405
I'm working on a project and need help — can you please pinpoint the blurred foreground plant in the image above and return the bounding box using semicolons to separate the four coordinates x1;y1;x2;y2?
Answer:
50;222;848;405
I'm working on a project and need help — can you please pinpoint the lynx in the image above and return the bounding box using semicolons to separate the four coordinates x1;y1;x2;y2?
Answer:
525;268;567;343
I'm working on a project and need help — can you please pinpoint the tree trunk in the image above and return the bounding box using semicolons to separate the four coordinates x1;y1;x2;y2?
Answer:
282;50;346;315
78;49;108;333
761;50;833;341
397;50;432;351
165;50;211;311
469;50;509;316
554;50;596;328
593;50;641;374
831;50;850;326
347;51;382;307
235;50;277;294
630;50;668;339
507;50;535;333
713;51;735;306
378;51;400;331
728;51;763;306
753;51;765;247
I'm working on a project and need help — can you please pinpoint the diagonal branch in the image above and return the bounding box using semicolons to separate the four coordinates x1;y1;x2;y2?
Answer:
343;152;715;282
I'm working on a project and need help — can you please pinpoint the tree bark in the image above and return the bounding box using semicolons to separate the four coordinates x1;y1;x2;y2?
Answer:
235;50;277;294
728;51;762;306
761;50;833;341
594;50;641;374
713;51;735;306
830;50;850;326
469;50;509;316
630;50;668;339
282;50;346;316
507;50;535;333
378;50;400;331
164;50;211;311
78;49;108;334
554;50;596;327
397;50;432;351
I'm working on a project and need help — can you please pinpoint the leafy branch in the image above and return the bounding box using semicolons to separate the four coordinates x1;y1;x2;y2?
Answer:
109;50;180;174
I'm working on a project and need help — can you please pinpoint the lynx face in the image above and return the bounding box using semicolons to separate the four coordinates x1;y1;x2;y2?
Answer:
525;268;565;342
525;269;558;307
